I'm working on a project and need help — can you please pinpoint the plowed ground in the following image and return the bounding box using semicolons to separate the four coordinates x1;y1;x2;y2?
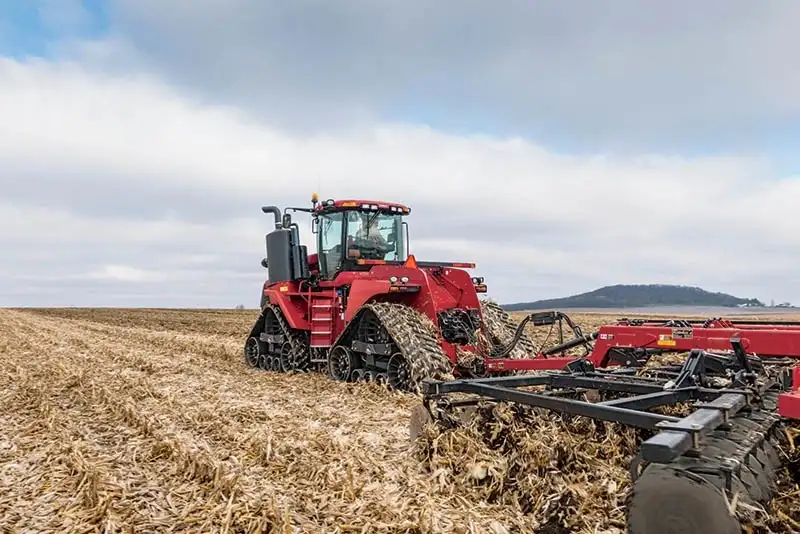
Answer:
2;308;799;533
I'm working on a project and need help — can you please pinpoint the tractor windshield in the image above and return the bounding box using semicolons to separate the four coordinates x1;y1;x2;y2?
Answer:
345;210;406;262
317;209;407;278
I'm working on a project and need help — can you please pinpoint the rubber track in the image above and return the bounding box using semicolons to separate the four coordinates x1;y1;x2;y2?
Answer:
263;304;310;371
627;390;782;532
364;302;455;391
479;299;538;359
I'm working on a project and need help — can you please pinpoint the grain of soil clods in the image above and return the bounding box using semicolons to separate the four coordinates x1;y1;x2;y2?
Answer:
2;307;800;533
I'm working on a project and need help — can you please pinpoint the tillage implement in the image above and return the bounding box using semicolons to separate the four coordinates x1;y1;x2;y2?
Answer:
418;315;800;533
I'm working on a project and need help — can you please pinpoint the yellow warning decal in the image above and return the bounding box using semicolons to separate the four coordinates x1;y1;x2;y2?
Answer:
657;334;676;347
279;286;288;292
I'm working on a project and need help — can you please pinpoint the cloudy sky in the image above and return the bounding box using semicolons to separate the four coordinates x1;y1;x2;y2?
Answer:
1;0;798;308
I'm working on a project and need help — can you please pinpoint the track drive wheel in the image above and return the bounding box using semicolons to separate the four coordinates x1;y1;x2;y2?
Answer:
244;336;265;368
328;345;359;382
387;352;413;391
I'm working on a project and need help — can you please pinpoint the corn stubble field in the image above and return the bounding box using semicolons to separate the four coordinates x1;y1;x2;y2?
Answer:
2;307;799;533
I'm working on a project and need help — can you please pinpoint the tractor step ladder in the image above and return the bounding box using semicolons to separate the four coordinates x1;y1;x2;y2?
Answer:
310;295;336;347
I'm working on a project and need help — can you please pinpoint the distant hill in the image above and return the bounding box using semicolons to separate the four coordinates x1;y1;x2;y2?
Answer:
503;284;765;311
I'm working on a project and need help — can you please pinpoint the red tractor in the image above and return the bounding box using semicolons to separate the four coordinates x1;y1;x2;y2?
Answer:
244;194;539;391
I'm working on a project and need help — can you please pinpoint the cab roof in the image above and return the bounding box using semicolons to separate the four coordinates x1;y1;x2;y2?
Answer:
313;198;410;214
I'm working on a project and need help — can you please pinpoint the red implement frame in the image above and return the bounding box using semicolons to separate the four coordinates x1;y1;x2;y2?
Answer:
483;317;800;420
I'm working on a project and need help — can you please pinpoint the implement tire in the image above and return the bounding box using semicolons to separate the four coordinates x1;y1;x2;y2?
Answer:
627;463;741;534
627;391;781;534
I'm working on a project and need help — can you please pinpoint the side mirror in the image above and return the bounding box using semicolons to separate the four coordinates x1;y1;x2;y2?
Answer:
402;221;410;255
311;217;319;234
261;258;268;269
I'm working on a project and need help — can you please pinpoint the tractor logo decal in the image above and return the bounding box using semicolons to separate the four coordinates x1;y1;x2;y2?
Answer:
672;328;693;339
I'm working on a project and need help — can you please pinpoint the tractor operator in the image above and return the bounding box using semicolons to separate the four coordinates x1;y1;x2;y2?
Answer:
353;214;392;259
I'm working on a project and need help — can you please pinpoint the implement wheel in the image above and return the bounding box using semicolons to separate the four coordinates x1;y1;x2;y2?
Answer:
627;464;740;534
627;391;781;534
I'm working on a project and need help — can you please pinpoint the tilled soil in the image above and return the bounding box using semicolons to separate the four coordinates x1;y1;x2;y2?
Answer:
2;308;799;533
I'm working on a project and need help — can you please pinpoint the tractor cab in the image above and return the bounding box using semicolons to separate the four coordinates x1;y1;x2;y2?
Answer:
312;197;409;279
258;195;412;287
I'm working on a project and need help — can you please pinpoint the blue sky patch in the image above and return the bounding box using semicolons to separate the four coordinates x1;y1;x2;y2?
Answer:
0;0;109;58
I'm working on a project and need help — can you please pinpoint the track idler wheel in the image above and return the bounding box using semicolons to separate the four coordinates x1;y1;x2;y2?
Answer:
328;346;359;382
278;341;294;373
244;336;265;368
387;352;412;391
261;355;274;370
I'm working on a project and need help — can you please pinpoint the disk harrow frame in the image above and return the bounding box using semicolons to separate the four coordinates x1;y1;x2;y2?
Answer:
421;346;786;464
417;335;797;533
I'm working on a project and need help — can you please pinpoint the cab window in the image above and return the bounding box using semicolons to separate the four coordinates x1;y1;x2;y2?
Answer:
344;211;405;261
318;212;344;277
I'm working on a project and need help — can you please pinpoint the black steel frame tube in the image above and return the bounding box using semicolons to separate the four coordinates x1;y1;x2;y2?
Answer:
639;392;748;463
424;372;667;396
598;389;697;410
453;382;681;430
550;375;664;395
422;374;552;392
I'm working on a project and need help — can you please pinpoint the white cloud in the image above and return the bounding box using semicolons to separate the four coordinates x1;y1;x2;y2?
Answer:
96;0;800;150
0;56;797;307
86;264;164;282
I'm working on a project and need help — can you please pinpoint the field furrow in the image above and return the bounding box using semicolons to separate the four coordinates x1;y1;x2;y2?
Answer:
0;313;279;532
4;307;799;533
0;309;542;533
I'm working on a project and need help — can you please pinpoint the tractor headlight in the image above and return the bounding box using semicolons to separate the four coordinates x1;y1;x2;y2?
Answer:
389;276;398;283
401;276;409;283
